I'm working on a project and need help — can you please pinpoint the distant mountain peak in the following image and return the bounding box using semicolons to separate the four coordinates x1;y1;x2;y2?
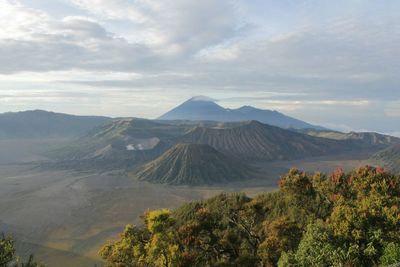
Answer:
237;105;256;110
188;95;217;102
159;97;324;130
245;120;264;126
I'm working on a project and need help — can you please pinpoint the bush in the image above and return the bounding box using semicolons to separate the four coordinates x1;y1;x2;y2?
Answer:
380;243;400;266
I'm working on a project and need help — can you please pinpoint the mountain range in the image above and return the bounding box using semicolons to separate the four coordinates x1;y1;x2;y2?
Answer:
0;96;322;139
52;119;339;164
0;110;110;139
49;116;400;184
158;96;324;129
3;99;399;185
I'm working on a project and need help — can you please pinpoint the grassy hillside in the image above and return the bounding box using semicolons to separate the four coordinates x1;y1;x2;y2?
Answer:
134;143;252;185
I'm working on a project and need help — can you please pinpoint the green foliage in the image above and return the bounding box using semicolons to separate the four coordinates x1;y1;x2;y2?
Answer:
0;234;15;266
100;166;400;267
294;221;346;266
0;234;44;267
259;216;302;266
380;243;400;266
99;224;149;266
277;251;297;267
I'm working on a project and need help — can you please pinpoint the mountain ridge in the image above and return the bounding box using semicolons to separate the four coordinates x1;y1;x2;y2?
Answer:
179;120;350;161
0;110;111;139
295;128;400;147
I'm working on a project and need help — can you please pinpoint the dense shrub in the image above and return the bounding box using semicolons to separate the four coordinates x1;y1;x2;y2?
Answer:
100;166;400;267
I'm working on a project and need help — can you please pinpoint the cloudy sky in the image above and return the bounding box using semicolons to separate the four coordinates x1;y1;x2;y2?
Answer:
0;0;399;134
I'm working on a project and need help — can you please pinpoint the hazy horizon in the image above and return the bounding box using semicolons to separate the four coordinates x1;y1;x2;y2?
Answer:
0;0;399;135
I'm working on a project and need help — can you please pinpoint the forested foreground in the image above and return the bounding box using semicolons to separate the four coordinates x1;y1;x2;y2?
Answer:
100;166;400;267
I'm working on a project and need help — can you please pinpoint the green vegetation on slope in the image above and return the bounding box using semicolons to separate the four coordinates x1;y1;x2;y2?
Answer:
100;166;400;266
134;143;252;185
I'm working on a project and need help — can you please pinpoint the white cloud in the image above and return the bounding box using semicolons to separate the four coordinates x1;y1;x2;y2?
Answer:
69;0;149;22
0;0;243;72
68;0;243;54
0;0;51;40
0;70;142;82
0;1;155;73
196;43;240;62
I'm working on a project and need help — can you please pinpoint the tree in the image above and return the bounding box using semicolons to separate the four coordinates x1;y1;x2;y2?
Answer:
0;233;44;267
0;234;15;266
144;209;177;267
259;216;302;266
328;166;400;266
293;221;347;267
99;224;149;266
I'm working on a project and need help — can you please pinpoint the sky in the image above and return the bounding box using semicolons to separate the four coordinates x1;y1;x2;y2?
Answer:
0;0;399;135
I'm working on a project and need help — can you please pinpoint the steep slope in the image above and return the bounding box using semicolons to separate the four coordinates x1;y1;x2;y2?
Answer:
134;143;251;185
179;121;351;161
159;96;324;129
296;129;400;147
372;144;400;173
0;110;110;139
